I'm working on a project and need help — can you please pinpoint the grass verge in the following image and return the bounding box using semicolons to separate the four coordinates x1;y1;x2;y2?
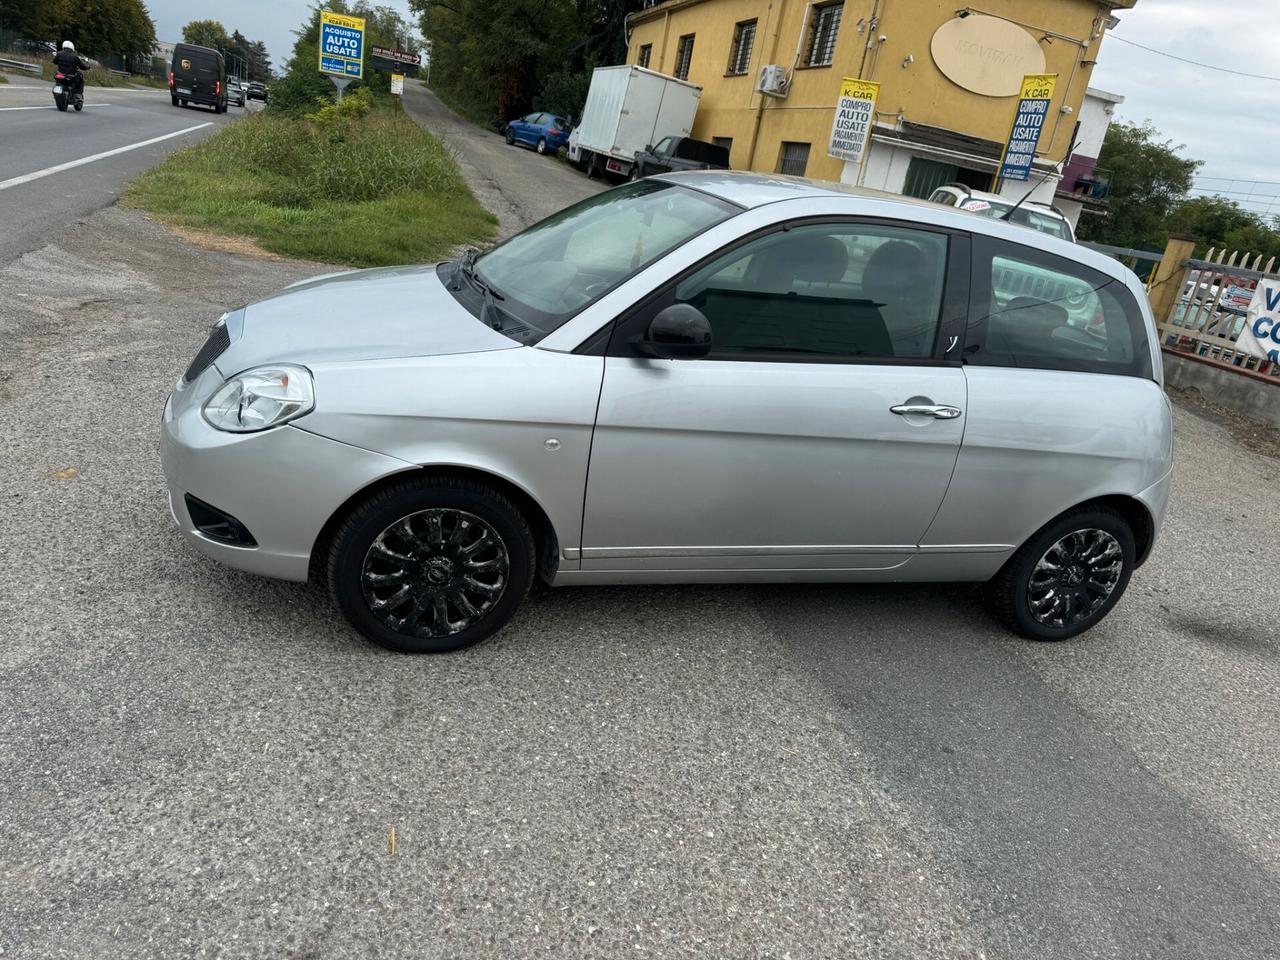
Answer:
123;94;496;266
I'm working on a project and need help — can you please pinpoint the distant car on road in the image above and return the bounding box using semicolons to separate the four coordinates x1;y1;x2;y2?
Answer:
928;184;1076;243
504;112;570;156
169;42;228;113
15;39;56;56
247;81;267;103
226;78;246;107
161;172;1171;654
631;136;729;179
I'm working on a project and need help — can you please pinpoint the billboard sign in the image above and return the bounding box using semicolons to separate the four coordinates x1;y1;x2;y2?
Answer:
1241;280;1280;363
827;78;880;164
319;11;365;79
999;73;1057;182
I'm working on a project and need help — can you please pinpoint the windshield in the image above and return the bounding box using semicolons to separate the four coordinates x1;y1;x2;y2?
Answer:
471;180;738;337
961;198;1072;241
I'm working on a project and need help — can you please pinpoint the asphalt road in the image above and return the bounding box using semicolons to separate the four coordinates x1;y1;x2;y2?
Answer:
2;81;1280;960
402;81;603;238
0;74;255;264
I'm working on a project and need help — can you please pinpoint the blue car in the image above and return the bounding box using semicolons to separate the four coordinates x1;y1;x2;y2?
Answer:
504;112;571;156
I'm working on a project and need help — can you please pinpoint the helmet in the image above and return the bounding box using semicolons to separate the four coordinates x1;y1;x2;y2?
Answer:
62;40;75;50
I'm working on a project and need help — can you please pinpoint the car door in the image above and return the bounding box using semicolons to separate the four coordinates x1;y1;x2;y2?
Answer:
649;137;677;174
521;113;544;145
580;219;971;573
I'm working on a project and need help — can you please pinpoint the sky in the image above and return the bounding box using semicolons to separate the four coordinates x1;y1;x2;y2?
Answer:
144;0;1280;215
1086;0;1280;217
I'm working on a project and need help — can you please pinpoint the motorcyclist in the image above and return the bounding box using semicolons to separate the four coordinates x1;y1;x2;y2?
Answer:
52;41;88;97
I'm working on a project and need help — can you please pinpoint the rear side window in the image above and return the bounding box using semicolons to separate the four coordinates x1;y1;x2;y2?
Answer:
969;236;1152;378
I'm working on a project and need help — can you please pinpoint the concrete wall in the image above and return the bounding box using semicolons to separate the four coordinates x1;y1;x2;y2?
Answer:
1163;351;1280;430
627;0;1125;182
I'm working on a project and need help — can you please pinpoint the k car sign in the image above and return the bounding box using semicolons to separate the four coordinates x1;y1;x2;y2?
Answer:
1241;280;1280;363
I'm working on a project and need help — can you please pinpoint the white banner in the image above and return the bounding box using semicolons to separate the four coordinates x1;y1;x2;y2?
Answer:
1240;279;1280;363
390;73;404;95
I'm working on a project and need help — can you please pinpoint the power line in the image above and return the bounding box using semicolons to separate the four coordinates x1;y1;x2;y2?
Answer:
1195;175;1280;188
1107;35;1280;82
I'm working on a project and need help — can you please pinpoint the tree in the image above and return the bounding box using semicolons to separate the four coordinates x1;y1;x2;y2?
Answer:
182;19;231;52
2;0;156;66
1076;121;1201;250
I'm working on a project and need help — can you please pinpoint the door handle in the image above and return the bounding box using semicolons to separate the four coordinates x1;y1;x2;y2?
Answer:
890;403;963;420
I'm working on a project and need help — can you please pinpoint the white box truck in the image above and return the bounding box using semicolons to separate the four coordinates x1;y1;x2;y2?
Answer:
568;65;702;179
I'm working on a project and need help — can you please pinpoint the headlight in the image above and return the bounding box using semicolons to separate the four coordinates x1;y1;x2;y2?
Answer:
202;364;314;432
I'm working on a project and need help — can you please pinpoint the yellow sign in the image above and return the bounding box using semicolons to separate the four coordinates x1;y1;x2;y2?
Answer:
999;74;1058;182
828;78;880;164
318;11;366;79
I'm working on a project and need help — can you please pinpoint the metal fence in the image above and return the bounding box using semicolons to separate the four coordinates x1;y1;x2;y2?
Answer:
1156;247;1278;379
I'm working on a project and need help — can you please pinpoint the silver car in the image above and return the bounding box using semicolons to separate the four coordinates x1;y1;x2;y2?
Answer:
160;172;1173;653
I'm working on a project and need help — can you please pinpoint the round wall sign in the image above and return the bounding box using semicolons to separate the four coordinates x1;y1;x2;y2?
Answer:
931;15;1046;98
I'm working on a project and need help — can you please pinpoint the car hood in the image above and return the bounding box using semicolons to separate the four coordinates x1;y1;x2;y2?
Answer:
213;264;518;374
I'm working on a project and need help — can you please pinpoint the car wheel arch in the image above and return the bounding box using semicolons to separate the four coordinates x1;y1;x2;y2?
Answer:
1006;494;1156;574
308;464;562;586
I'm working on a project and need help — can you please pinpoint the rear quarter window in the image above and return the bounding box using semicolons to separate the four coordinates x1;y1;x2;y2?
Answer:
968;236;1152;379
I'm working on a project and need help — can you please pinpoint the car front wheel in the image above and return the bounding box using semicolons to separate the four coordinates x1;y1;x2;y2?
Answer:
505;127;515;145
987;505;1135;641
328;476;535;653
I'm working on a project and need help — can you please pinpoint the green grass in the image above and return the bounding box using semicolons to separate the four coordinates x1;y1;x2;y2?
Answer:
123;98;496;266
0;73;8;84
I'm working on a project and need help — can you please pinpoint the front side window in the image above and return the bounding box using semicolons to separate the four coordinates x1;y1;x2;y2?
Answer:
805;2;843;67
471;181;737;338
638;43;652;68
674;34;695;80
652;136;676;155
727;19;757;75
972;238;1152;378
672;222;950;361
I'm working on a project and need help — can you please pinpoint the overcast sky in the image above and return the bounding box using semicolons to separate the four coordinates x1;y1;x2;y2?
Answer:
1091;0;1280;217
144;0;1279;214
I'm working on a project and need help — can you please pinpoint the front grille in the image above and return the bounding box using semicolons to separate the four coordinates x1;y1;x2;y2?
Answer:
184;322;231;382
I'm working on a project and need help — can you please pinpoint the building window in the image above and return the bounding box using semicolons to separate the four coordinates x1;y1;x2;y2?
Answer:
674;34;695;80
777;141;811;177
638;44;652;69
804;2;843;67
726;19;757;76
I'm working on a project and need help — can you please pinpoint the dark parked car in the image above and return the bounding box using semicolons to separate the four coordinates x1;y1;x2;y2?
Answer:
504;112;571;155
631;137;730;179
170;43;227;113
247;81;268;103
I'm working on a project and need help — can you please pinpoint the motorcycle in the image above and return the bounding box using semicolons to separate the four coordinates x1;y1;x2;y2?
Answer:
52;71;84;112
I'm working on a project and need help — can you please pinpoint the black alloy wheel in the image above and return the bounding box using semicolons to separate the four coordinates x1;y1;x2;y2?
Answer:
987;505;1136;641
329;476;535;653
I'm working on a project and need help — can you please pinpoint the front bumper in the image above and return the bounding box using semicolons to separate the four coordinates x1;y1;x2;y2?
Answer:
160;372;414;581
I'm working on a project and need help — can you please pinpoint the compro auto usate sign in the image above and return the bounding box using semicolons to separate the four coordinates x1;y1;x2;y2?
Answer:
828;78;879;164
319;11;365;79
999;73;1057;182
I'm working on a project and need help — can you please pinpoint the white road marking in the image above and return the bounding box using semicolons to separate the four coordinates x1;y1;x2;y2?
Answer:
0;123;214;192
0;104;114;111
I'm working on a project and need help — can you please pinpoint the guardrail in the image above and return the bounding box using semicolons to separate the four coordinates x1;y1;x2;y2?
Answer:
0;56;41;75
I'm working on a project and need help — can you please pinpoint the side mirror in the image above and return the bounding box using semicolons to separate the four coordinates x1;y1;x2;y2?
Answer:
633;304;712;360
643;144;654;153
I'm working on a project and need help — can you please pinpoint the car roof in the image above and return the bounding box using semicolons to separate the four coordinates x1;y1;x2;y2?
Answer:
654;170;1123;281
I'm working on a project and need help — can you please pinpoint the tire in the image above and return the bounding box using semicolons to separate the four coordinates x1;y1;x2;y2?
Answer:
180;99;187;106
629;164;642;181
987;505;1136;641
171;95;178;106
55;96;67;111
505;127;515;145
536;137;548;155
74;99;82;112
328;475;535;654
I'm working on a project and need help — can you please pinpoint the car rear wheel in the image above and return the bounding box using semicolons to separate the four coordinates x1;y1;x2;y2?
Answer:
328;476;535;654
536;137;548;155
987;505;1135;641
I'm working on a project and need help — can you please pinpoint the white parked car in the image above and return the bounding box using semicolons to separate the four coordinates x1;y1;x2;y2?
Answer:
929;184;1075;243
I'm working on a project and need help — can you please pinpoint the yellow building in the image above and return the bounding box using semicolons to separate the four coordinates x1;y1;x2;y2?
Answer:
625;0;1136;220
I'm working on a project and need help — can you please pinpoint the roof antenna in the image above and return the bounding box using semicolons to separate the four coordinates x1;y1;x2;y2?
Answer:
1000;125;1081;223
